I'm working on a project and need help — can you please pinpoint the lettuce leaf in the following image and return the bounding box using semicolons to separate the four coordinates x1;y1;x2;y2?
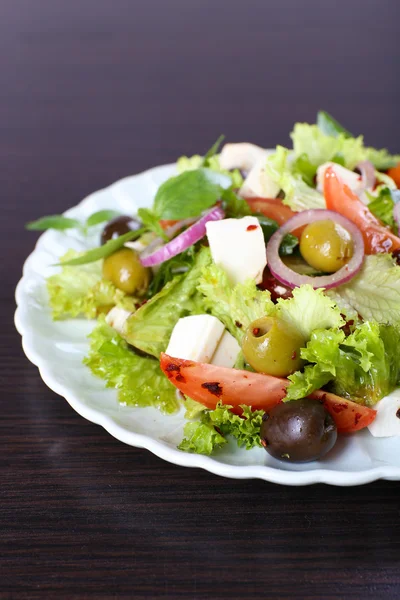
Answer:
331;254;400;325
178;403;264;455
123;247;210;357
198;262;274;342
366;187;396;230
265;146;325;211
83;319;179;414
291;123;366;171
275;285;344;342
365;146;400;171
177;154;243;188
46;250;130;320
287;321;400;406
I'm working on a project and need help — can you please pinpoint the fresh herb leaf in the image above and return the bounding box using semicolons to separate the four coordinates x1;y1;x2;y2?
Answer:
26;215;81;231
292;153;316;187
221;187;251;218
85;210;121;228
153;169;222;220
317;110;352;138
254;214;299;256
202;134;225;166
137;208;168;239
146;245;197;297
57;228;146;266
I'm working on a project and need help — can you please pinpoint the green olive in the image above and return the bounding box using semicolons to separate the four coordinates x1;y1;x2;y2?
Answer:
242;316;304;377
300;219;353;273
102;248;151;295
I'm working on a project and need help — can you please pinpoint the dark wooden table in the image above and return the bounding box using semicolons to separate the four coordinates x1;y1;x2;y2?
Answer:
3;1;400;598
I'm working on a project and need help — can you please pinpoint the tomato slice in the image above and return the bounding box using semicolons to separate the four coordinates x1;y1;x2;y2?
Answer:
246;197;296;226
387;162;400;188
160;219;179;230
160;354;376;433
324;165;400;254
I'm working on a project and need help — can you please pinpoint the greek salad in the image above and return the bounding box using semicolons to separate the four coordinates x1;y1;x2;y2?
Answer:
27;111;400;463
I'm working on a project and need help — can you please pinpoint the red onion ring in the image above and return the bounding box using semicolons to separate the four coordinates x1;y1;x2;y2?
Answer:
266;209;365;290
356;160;376;190
140;206;225;267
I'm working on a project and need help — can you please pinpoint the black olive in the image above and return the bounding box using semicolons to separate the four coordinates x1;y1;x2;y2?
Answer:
100;215;142;245
260;398;337;463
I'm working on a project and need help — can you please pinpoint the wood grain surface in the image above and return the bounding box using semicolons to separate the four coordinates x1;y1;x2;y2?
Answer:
2;0;400;598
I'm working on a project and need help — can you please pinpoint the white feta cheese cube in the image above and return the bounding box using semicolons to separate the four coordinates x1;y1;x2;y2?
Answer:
165;315;225;363
368;390;400;437
316;162;363;195
105;306;132;335
219;143;268;173
206;216;267;285
211;330;241;368
239;157;280;199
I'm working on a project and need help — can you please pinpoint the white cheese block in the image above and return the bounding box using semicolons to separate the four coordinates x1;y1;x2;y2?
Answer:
219;142;268;173
105;306;132;335
239;157;280;199
368;390;400;437
206;216;267;285
211;330;241;368
125;240;147;253
165;315;225;363
316;162;363;195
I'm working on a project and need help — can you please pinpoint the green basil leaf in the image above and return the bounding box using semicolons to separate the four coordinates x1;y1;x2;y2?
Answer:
153;169;222;220
57;227;146;266
317;110;352;139
86;210;121;228
26;215;81;231
202;134;225;166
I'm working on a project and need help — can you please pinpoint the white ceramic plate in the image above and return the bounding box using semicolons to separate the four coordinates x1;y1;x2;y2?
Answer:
15;163;400;486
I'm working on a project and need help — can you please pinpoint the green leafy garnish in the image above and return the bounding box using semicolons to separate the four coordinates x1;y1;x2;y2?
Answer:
84;319;179;414
221;187;252;218
330;254;400;325
202;134;225;166
287;322;400;406
153;169;222;220
47;250;131;319
146;245;197;298
178;402;264;455
57;228;146;266
26;215;81;231
85;210;121;228
27;210;122;233
367;187;396;231
198;262;274;343
275;285;344;342
137;207;168;239
316;110;400;169
316;110;352;138
123;247;211;356
255;214;299;255
265;146;325;211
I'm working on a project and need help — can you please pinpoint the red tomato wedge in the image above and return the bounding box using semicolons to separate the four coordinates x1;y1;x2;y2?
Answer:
246;197;296;226
324;165;400;254
387;162;400;188
160;219;179;230
160;354;376;433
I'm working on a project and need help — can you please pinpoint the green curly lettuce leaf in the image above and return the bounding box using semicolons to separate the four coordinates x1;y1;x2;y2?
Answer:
84;318;179;414
46;250;131;320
